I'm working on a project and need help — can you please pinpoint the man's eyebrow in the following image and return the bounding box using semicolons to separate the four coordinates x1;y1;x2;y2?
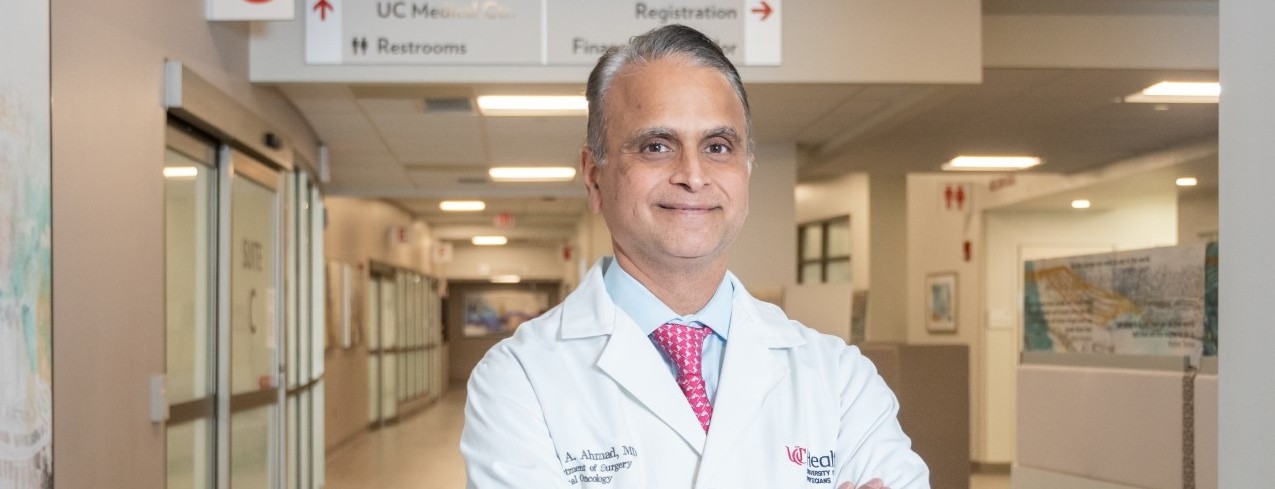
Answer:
623;127;678;147
704;127;742;144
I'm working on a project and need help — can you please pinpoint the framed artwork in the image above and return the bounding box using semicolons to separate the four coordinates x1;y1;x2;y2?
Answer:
925;272;958;334
324;262;342;350
463;289;550;338
324;261;363;349
1;0;54;485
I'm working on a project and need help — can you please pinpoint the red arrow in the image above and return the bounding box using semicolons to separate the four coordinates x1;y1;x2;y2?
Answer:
313;0;334;21
751;1;773;21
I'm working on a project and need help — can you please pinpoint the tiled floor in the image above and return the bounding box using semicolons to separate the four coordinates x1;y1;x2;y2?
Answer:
326;387;1011;489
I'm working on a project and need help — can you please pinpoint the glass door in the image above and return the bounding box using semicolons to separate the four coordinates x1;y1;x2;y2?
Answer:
223;149;283;489
380;275;399;421
284;170;324;489
165;122;218;489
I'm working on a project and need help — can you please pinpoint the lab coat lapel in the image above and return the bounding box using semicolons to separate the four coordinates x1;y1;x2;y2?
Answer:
595;311;708;454
695;297;791;486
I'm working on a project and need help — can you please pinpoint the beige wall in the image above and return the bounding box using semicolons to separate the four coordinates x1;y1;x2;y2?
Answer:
867;174;909;342
982;197;1177;463
50;0;315;486
727;143;799;291
906;173;997;463
447;245;565;281
795;173;871;290
788;173;869;341
322;197;434;449
1178;188;1219;245
909;166;1184;464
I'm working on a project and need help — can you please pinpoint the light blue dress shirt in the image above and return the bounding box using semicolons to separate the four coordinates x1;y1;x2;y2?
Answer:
602;257;733;403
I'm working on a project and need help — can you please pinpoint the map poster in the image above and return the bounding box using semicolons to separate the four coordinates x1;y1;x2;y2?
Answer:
1023;244;1210;359
0;0;54;486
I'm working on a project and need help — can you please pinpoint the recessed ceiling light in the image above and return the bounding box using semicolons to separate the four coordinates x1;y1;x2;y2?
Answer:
472;235;508;246
941;156;1042;172
1124;81;1220;104
1176;177;1199;187
489;166;578;182
1071;199;1091;209
439;200;486;212
476;96;588;116
490;274;522;284
163;166;199;179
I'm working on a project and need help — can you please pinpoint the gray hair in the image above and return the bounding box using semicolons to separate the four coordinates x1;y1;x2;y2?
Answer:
585;24;753;164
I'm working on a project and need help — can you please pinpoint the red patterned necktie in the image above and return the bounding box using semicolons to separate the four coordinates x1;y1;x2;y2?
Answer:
652;323;714;432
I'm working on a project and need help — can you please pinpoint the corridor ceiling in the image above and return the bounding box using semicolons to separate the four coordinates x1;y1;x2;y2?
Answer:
275;0;1219;229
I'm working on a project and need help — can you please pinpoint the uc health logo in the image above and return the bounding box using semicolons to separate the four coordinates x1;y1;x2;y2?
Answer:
785;446;807;466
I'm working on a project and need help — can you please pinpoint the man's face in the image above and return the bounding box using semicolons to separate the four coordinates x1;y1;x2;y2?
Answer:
583;56;751;270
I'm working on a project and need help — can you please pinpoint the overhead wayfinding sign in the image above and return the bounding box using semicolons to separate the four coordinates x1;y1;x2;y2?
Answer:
305;0;782;66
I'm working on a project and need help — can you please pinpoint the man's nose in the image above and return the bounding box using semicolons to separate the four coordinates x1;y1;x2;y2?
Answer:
670;152;708;191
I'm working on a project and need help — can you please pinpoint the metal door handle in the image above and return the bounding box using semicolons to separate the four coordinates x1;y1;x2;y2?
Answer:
249;288;258;334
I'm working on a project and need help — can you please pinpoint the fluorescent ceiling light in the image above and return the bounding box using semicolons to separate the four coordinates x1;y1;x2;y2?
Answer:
941;156;1042;172
490;274;522;284
1176;177;1199;187
163;166;199;179
1124;82;1220;104
1071;199;1092;209
439;200;486;212
489;166;578;182
476;96;588;116
472;235;508;246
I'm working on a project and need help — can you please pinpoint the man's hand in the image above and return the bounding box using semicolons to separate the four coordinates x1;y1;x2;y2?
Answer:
837;478;889;489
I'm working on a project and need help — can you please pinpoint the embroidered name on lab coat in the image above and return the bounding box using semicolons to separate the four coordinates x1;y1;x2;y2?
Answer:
561;445;639;485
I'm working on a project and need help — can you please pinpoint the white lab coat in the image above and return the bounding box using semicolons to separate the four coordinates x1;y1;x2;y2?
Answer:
462;261;929;488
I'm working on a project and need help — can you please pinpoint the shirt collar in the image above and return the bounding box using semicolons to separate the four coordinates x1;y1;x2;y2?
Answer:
602;257;733;339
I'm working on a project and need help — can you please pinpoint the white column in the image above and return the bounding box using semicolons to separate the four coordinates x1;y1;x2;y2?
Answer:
1218;0;1275;485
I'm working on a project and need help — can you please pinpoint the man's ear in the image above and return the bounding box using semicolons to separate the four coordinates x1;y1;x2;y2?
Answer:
582;146;603;214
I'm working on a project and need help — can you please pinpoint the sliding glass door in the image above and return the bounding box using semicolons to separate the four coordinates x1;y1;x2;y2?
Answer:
225;149;283;489
165;122;218;489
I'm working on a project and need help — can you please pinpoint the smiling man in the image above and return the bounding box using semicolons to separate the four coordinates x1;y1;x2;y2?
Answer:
461;25;929;489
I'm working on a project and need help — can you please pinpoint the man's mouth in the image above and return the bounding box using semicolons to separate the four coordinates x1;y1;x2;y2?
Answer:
658;203;717;211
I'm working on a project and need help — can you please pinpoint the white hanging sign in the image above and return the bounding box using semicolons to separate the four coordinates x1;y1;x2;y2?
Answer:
305;0;782;66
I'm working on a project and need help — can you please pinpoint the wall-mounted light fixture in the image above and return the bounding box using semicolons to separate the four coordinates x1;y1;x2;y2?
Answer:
1176;177;1199;187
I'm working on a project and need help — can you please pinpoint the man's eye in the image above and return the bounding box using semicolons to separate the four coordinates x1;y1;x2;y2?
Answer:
706;143;730;154
643;142;671;153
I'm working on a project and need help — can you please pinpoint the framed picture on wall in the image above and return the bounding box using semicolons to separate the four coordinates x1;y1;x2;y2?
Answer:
925;272;958;334
463;289;550;338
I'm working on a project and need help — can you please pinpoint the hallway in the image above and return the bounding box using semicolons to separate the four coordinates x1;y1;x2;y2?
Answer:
325;388;1010;489
326;389;468;489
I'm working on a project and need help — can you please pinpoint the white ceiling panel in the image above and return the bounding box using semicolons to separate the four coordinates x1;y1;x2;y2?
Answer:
370;113;488;163
484;117;587;164
747;84;865;143
278;84;361;116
